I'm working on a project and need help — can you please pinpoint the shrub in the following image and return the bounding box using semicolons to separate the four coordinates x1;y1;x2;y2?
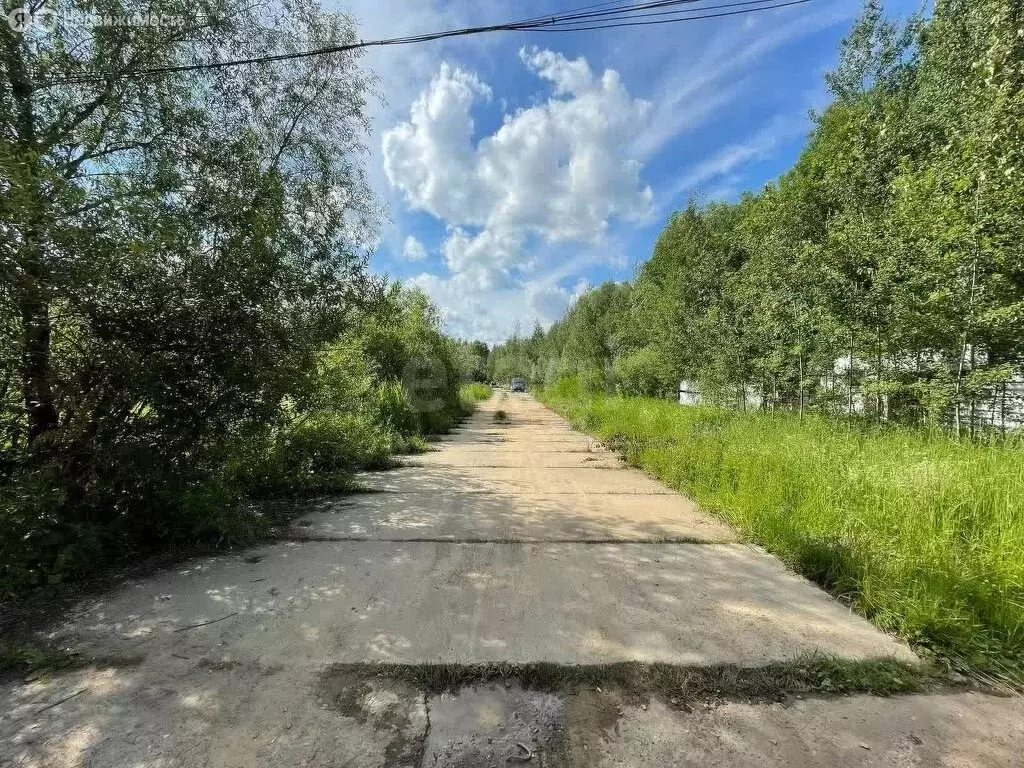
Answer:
231;411;394;496
460;383;493;416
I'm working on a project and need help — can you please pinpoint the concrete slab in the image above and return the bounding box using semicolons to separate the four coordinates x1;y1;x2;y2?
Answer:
581;690;1024;767
291;490;738;542
0;661;426;768
408;449;625;468
53;540;912;666
418;685;1024;768
355;466;676;495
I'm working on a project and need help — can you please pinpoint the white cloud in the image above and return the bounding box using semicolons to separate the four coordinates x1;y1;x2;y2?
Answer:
406;239;616;344
382;63;493;226
440;227;525;290
408;271;576;345
382;47;653;243
401;235;429;261
662;115;808;207
331;0;512;267
383;48;653;331
525;280;572;324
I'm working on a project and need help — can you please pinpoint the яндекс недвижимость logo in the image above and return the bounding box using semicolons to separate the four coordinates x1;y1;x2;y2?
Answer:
7;4;185;32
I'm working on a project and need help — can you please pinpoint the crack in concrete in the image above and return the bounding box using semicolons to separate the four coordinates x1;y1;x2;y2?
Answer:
318;657;951;705
420;692;431;768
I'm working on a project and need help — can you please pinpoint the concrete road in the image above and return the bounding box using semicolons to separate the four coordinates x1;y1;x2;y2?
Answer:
2;393;1020;767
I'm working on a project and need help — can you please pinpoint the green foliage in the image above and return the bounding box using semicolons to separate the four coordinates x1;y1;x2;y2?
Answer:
0;0;477;592
464;382;495;405
541;385;1024;682
457;383;493;424
494;0;1024;431
611;346;666;397
454;341;491;383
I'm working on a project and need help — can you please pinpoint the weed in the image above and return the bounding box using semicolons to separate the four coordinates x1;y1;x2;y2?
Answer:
0;639;140;681
318;655;950;703
459;383;493;416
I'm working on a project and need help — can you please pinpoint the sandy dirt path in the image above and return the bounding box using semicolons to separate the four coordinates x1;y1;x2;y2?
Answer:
2;392;1020;767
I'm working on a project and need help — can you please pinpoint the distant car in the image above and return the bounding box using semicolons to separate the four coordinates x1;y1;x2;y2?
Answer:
511;377;526;392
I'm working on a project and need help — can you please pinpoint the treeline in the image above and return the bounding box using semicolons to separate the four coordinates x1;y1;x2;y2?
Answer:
491;0;1024;432
1;0;479;592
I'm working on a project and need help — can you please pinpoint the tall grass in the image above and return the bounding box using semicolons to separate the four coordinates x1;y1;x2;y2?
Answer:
540;378;1024;682
459;383;493;414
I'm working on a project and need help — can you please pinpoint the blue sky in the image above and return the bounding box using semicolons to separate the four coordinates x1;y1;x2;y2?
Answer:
331;0;920;344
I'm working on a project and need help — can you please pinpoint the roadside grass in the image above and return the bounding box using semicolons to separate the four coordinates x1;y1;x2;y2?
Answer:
319;655;943;703
539;379;1024;685
459;383;493;415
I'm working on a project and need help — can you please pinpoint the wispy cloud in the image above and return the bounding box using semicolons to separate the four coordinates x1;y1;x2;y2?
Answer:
660;114;809;209
631;0;855;159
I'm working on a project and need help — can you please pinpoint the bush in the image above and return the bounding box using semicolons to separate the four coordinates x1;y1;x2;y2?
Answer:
460;383;493;415
461;382;493;402
0;439;258;593
0;284;475;595
374;380;420;437
230;411;394;497
612;346;666;397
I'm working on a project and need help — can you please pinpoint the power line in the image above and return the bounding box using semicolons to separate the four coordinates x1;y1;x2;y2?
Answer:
530;0;814;31
48;0;817;85
531;0;812;29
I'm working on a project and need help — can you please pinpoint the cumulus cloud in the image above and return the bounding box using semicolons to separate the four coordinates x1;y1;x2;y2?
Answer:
402;235;429;261
382;48;652;336
384;49;653;244
383;63;492;226
408;271;578;345
440;227;526;290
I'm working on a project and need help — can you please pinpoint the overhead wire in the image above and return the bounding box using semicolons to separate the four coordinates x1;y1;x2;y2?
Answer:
46;0;817;85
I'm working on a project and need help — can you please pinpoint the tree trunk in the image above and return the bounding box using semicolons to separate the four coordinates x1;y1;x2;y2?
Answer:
969;343;977;439
847;328;855;417
20;288;59;443
1001;382;1007;432
874;323;882;423
954;257;978;439
798;352;805;423
6;28;59;444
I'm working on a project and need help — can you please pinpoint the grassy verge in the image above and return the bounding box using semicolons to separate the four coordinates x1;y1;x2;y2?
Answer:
459;383;493;414
539;379;1024;685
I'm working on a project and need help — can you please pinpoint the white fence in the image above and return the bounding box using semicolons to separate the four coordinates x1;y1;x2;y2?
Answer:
679;374;1024;431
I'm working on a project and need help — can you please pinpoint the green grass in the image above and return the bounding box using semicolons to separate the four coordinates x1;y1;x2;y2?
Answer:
459;382;493;414
539;379;1024;684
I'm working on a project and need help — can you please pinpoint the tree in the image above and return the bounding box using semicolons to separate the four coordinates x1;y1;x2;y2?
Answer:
496;0;1023;433
1;0;380;586
1;0;375;445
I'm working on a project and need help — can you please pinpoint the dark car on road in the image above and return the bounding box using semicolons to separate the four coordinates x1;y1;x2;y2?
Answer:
511;377;526;392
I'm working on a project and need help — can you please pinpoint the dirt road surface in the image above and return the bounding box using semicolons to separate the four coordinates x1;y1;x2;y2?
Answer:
2;393;1021;767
